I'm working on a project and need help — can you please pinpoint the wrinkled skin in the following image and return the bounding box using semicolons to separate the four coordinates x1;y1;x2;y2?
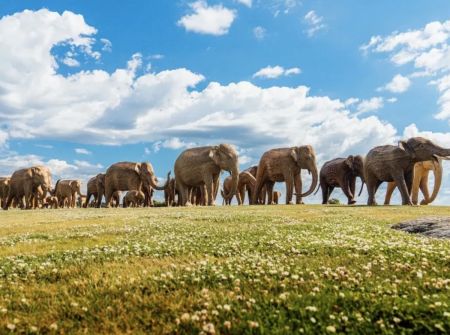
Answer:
385;159;443;205
0;177;10;208
317;155;365;205
365;137;450;205
84;174;105;208
222;171;256;205
175;144;239;206
123;190;145;208
104;162;170;208
252;146;318;205
3;166;52;210
54;179;82;208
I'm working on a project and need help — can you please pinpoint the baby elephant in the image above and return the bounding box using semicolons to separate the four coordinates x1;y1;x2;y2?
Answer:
317;155;365;205
123;190;145;208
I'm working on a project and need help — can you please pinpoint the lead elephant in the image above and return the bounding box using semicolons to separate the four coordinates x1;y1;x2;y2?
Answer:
252;146;318;205
365;137;450;205
221;171;256;205
54;179;82;208
2;166;52;210
0;177;10;208
317;155;365;205
175;144;239;206
104;162;169;208
84;173;105;208
384;159;443;205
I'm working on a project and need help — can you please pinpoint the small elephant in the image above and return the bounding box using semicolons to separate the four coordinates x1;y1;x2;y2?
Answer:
123;190;145;208
365;137;450;205
44;196;59;209
53;179;82;208
317;155;365;205
222;171;256;205
164;178;177;206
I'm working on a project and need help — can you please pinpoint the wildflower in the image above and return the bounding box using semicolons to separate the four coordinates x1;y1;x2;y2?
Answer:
181;313;190;322
30;326;38;332
248;321;259;328
7;324;15;331
326;325;336;333
393;317;401;324
223;304;231;312
224;321;231;329
202;323;215;334
49;322;58;330
306;306;318;312
310;317;316;323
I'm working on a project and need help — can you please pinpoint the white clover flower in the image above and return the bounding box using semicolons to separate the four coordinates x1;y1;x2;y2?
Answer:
224;321;231;329
202;323;215;334
326;325;336;333
248;321;259;328
306;306;318;312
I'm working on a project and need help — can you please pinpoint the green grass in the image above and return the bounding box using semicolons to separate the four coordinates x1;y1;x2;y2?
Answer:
0;205;449;334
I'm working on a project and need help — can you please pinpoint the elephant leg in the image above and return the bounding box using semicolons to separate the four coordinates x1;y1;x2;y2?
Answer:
266;182;275;204
411;169;422;205
204;177;214;206
342;179;355;205
321;182;329;205
393;173;412;206
366;172;380;206
285;174;294;205
384;182;396;205
104;187;113;208
293;173;304;204
236;185;244;205
349;177;356;204
260;185;267;204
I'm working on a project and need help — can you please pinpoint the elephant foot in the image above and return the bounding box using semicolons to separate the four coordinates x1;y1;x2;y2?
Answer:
383;202;390;205
287;201;294;205
348;199;356;205
420;200;429;205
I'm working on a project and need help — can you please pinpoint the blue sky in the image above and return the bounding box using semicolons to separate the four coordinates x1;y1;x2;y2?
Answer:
1;0;450;203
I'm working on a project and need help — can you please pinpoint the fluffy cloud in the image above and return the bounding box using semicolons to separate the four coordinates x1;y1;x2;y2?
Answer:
379;74;411;93
177;1;236;36
304;10;326;37
235;0;252;7
356;97;384;115
253;65;301;79
75;148;91;155
362;19;450;124
0;9;396;177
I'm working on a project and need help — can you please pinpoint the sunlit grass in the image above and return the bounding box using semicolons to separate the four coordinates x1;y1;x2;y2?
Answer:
0;205;449;334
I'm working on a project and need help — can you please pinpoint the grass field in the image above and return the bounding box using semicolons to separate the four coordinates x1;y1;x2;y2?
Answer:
0;206;449;334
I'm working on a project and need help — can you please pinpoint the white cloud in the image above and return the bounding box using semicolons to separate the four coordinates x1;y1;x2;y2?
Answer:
75;148;91;155
253;65;301;79
149;54;164;60
253;26;266;40
379;74;411;93
62;57;80;67
304;10;326;37
235;0;252;7
100;38;112;52
356;97;384;115
362;19;450;124
177;1;236;36
152;138;196;153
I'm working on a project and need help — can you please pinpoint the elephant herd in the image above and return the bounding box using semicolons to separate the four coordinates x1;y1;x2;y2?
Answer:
0;137;448;210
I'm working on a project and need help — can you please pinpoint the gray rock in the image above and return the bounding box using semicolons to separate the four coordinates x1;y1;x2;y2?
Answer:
392;217;450;239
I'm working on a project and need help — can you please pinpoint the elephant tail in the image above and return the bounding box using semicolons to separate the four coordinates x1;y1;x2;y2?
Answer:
221;189;225;205
314;183;321;195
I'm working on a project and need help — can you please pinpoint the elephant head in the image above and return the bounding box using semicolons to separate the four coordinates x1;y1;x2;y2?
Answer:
136;162;170;191
31;166;52;196
209;144;239;201
345;155;365;196
290;145;318;197
399;137;450;162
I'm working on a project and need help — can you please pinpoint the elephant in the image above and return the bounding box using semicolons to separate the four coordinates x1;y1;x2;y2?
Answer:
365;137;450;205
252;146;318;205
110;191;121;208
0;177;11;208
104;162;170;208
3;166;52;210
43;195;59;209
242;166;267;204
54;179;82;208
142;185;154;207
123;190;145;208
221;171;256;205
174;144;239;206
316;155;365;205
164;178;178;206
272;191;282;204
84;173;105;208
384;159;443;205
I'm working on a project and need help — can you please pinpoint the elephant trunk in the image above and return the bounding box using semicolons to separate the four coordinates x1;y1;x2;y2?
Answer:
424;160;442;205
358;175;365;197
150;172;171;191
299;164;318;197
222;167;239;201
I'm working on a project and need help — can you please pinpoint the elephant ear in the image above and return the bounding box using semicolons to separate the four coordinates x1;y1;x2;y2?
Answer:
345;155;354;169
135;163;143;176
290;148;298;163
399;140;416;159
209;147;221;165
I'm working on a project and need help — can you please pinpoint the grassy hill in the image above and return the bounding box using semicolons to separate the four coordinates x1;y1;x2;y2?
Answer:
0;206;449;334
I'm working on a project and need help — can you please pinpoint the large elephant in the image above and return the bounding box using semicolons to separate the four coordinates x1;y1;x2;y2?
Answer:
221;171;256;205
104;162;170;208
54;179;82;208
0;177;11;208
3;166;52;210
123;190;145;208
175;144;239;206
316;155;365;205
252;146;318;205
84;173;105;208
384;159;443;205
365;137;450;205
